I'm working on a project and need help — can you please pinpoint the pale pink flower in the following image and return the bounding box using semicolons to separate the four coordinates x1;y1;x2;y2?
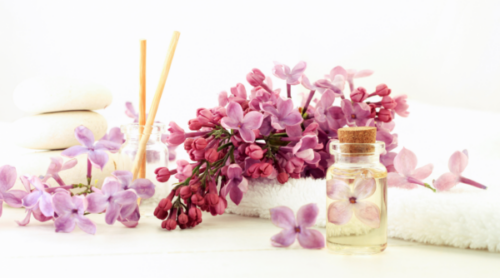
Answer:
272;61;307;85
221;102;264;143
434;150;486;191
387;148;434;190
327;177;380;228
393;94;410;117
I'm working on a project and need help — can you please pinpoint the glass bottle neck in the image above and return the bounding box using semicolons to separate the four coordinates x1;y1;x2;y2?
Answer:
334;153;381;165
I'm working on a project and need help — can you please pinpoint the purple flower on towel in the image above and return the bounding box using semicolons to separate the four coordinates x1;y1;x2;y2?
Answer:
433;150;486;191
387;148;435;191
270;203;325;249
53;192;96;234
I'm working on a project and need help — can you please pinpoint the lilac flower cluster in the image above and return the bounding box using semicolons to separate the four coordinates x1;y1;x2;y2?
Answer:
153;62;409;231
0;126;155;234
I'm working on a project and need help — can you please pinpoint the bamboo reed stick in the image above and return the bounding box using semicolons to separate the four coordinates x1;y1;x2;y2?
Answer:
139;40;147;179
132;31;180;180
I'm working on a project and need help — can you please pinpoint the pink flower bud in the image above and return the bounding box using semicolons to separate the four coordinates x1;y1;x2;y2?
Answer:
189;207;202;222
191;193;204;206
247;163;261;179
374;84;391;96
277;172;289;184
188;118;202;130
369;104;377;118
205;193;219;207
192;138;208;150
158;197;173;211
378;109;393;122
178;212;189;225
245;144;264;160
380;96;397;109
221;165;228;176
246;68;265;87
189;149;205;161
154;206;168;220
180;186;192;199
189;181;200;193
204;148;219;163
350;87;367;102
165;219;177;231
184;138;194;151
260;163;273;178
197;108;214;126
155;167;171;183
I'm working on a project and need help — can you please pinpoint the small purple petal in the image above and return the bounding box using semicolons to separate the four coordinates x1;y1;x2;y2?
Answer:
242;111;264;130
130;179;155;199
112;171;133;188
38;192;54;217
113;190;138;205
95;140;121;153
353;201;381;228
434;172;460;191
448;151;468;175
86;192;108;213
54;214;76;233
297;229;325;249
326;179;350;200
269;206;296;229
3;190;27;207
0;165;17;192
52;192;75;215
239;128;256;143
296;203;319;228
225;102;244;123
411;164;433;180
271;229;296;247
327;201;353;225
394;148;418;177
353;178;376;200
61;145;88;158
16;210;32;226
105;202;121;225
75;215;96;234
74;126;95;148
88;150;109;170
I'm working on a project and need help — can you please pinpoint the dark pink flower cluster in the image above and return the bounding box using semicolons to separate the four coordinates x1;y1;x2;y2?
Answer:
154;62;409;230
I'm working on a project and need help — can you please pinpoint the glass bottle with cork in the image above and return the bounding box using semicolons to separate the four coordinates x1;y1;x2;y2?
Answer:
326;126;387;254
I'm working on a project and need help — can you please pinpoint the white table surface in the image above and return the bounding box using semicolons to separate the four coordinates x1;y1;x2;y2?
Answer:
1;205;499;278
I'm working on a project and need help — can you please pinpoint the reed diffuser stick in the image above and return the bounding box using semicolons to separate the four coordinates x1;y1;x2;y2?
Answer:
139;40;147;179
132;31;180;180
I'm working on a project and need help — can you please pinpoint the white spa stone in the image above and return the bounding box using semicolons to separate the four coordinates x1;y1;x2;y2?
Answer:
13;76;113;114
12;111;108;150
1;150;131;191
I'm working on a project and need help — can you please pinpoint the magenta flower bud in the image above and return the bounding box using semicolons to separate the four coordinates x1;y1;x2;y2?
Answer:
197;108;214;126
378;109;393;122
189;149;205;161
188;119;202;130
245;144;264;160
184;138;194;151
374;84;391;96
155;167;171;183
191;193;204;205
350;87;367;102
369;104;377;118
204;148;219;163
178;211;189;225
180;186;192;200
189;180;200;192
260;163;274;178
277;172;289;184
247;163;261;179
246;68;265;87
221;165;228;176
189;207;202;221
192;138;208;150
165;219;177;231
205;193;219;207
158;197;173;211
380;96;397;109
154;206;168;220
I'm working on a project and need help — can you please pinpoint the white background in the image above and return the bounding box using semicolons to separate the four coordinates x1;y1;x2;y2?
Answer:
1;0;500;127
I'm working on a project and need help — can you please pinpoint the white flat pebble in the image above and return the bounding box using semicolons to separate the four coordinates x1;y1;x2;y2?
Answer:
13;76;112;114
12;111;107;150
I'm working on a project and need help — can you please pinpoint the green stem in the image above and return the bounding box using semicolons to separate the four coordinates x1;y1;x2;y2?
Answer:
424;183;437;192
218;142;233;152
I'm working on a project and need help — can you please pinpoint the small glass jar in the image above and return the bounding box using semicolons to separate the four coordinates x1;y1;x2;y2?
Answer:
120;123;169;205
326;140;387;255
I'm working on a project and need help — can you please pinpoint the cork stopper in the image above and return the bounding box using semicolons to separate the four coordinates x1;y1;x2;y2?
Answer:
338;127;376;154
